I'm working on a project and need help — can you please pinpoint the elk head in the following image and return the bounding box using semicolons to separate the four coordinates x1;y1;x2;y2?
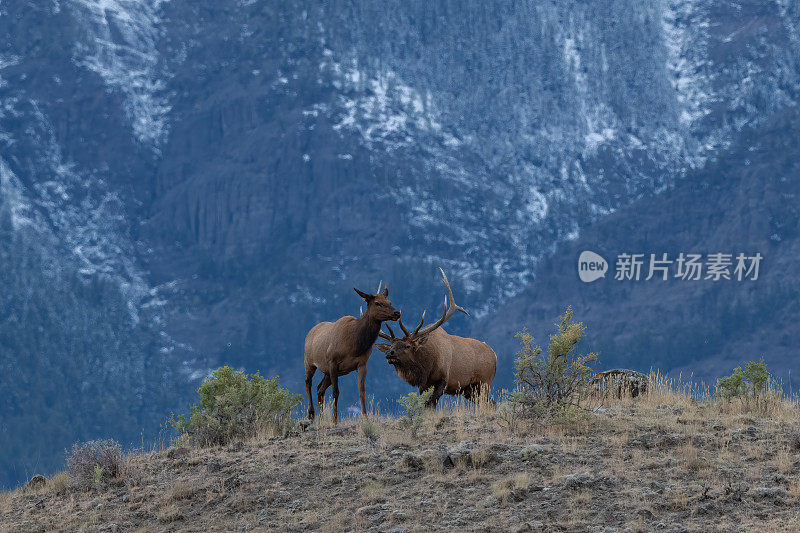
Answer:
354;282;401;322
376;268;468;364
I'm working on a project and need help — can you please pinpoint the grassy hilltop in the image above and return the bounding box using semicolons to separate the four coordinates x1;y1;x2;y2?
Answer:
3;375;800;532
3;310;800;531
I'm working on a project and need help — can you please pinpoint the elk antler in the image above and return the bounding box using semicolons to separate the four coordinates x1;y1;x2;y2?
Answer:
378;322;397;341
412;268;469;338
397;317;411;337
376;280;383;294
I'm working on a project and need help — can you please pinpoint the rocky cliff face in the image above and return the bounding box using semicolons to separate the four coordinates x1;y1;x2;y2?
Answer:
1;0;799;487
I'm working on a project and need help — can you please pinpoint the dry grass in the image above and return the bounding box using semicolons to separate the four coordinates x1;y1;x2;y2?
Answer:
168;478;200;501
157;503;184;523
361;480;386;504
3;375;800;531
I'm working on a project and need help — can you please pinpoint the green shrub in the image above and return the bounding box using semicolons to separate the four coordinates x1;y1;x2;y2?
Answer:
65;439;123;490
512;306;597;413
171;366;302;446
398;387;434;436
716;358;772;410
716;367;745;399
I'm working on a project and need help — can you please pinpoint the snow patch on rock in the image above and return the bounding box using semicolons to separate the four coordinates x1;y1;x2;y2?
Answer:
69;0;171;147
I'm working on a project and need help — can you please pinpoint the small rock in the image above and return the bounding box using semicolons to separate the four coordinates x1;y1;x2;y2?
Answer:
755;487;786;499
439;449;455;470
167;447;190;459
593;407;618;415
562;471;616;489
697;502;714;514
522;444;545;458
25;475;47;490
356;503;390;522
399;452;423;471
655;404;684;415
390;509;407;521
228;441;244;452
482;495;498;507
121;494;130;503
509;488;528;502
223;474;240;490
562;472;593;488
732;426;759;441
591;369;650;398
448;441;472;464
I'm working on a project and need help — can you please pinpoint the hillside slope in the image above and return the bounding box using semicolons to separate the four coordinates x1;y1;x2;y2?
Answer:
3;392;800;532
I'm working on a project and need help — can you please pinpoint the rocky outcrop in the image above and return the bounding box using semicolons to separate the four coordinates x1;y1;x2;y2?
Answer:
590;369;651;399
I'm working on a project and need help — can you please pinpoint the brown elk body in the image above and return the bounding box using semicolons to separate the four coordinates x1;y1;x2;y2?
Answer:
304;286;400;423
377;270;497;407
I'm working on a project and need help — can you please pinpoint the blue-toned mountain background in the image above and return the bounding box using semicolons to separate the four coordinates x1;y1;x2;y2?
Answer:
1;0;799;488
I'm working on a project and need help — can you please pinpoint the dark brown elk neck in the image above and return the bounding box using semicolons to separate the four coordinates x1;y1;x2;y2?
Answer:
392;355;432;388
354;314;382;356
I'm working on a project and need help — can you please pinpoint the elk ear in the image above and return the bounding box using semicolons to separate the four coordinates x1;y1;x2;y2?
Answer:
376;343;392;353
354;288;373;301
381;287;389;297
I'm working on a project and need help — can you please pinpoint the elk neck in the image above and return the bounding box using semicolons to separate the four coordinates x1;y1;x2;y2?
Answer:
392;353;431;388
354;313;382;356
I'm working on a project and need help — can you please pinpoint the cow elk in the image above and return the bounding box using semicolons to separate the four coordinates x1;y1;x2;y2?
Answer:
304;283;400;423
376;269;497;408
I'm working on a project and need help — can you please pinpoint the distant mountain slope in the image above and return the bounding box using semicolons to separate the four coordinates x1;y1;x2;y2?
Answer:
475;109;800;387
144;0;800;381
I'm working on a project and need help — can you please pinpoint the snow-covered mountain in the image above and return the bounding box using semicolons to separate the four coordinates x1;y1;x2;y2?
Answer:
1;0;799;487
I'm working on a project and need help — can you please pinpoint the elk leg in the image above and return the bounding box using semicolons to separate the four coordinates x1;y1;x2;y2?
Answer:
316;374;331;414
305;365;316;420
425;380;447;409
357;364;367;416
461;383;495;406
329;366;340;424
461;384;479;402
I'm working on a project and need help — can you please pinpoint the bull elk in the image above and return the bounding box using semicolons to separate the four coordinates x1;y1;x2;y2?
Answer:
376;269;497;407
304;284;400;423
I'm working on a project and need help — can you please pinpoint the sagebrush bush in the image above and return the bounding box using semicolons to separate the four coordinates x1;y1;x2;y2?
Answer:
716;358;777;413
171;366;302;446
359;416;381;442
513;306;597;412
398;387;434;436
65;439;123;489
